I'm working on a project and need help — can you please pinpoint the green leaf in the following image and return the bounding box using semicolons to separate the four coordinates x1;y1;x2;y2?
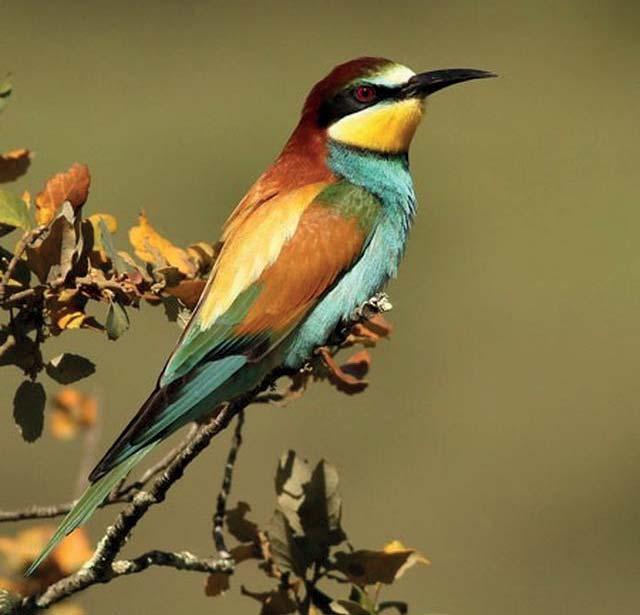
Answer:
106;300;129;340
298;459;345;555
45;353;96;384
43;202;77;283
329;601;371;615
97;217;125;272
0;74;12;114
13;380;45;442
275;450;312;534
0;190;33;231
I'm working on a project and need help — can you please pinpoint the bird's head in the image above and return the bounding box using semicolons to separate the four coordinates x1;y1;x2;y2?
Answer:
300;57;495;154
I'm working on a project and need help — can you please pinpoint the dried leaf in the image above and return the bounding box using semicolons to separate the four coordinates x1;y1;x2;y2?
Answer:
45;353;95;384
0;189;33;231
318;348;369;395
49;388;97;440
13;381;45;442
165;278;206;309
345;315;393;347
204;571;230;597
333;541;429;587
52;529;93;574
129;212;196;276
229;543;258;564
105;301;129;340
241;587;297;615
0;525;92;579
35;163;90;226
0;149;31;183
26;203;78;283
187;241;219;273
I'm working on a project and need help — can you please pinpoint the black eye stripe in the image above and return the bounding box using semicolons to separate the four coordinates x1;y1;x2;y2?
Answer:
317;83;402;128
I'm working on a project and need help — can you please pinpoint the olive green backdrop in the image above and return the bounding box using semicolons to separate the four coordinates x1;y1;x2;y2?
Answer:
1;1;639;613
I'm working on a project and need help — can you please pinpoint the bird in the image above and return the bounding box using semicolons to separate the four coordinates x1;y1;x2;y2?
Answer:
28;57;494;573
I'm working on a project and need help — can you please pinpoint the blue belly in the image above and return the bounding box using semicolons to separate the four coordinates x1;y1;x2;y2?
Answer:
282;141;417;368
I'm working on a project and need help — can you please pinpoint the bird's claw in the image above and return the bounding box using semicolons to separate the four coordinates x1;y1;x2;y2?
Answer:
350;292;393;322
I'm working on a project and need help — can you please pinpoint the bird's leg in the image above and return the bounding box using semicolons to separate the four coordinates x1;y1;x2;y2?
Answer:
350;291;393;323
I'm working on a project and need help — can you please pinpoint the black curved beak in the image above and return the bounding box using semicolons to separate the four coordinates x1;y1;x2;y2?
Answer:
402;68;497;98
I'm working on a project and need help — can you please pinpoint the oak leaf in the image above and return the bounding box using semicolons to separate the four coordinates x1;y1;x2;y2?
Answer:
50;387;98;439
0;149;31;183
318;348;371;395
35;163;90;226
165;278;206;309
204;571;230;597
128;212;196;276
333;541;429;587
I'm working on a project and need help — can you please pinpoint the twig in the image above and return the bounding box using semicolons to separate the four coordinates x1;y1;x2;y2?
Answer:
21;401;242;611
0;225;46;303
0;332;16;362
0;427;201;524
213;410;245;558
0;494;133;524
28;551;234;610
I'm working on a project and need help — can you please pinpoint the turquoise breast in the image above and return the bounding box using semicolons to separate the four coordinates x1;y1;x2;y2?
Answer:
282;141;417;368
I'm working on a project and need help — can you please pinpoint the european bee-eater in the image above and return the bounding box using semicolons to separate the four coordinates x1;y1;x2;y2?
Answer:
29;57;494;572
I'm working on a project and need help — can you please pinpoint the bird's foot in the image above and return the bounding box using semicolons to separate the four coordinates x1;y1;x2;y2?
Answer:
350;292;393;323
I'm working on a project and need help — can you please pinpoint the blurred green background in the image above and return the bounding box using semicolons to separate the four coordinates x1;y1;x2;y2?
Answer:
1;0;640;613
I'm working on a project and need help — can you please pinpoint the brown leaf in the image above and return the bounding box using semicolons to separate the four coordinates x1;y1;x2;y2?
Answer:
49;387;98;440
165;278;206;309
333;541;429;587
128;212;197;276
0;149;31;183
229;543;259;564
35;163;90;225
0;525;92;589
345;315;393;347
187;241;220;274
26;203;79;283
318;348;370;395
52;529;93;574
340;350;371;381
204;571;230;597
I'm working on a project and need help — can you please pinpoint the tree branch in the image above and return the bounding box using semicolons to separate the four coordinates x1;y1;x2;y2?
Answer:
0;225;47;303
213;410;245;558
28;550;234;610
19;400;243;612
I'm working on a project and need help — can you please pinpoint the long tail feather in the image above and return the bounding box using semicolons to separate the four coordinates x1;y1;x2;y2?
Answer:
26;445;154;576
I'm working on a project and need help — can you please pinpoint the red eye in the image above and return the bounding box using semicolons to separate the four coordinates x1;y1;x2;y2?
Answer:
354;85;377;103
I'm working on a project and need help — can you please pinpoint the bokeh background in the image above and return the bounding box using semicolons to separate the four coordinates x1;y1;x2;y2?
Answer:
1;1;639;613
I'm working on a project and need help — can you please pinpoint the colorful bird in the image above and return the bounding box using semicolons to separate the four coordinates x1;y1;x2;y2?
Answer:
28;57;494;573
